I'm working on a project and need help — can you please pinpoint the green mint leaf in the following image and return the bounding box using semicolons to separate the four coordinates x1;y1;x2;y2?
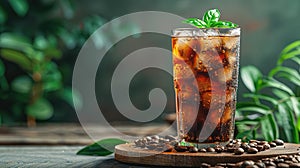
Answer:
183;18;206;28
211;21;238;28
203;9;220;26
77;138;127;156
182;8;238;28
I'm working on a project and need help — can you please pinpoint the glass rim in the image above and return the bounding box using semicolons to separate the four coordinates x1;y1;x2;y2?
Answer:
172;27;240;31
172;27;240;37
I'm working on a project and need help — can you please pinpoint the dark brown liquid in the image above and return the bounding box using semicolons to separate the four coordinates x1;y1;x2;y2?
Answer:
172;35;240;143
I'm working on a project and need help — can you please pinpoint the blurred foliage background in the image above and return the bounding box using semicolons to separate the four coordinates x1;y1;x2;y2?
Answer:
0;0;300;130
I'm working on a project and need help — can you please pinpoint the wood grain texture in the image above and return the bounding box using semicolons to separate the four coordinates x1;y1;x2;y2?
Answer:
115;143;300;167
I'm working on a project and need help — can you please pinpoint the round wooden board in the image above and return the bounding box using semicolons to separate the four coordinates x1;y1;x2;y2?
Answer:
115;143;300;167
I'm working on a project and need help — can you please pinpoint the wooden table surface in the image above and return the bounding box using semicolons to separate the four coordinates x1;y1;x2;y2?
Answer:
0;146;160;168
0;123;174;167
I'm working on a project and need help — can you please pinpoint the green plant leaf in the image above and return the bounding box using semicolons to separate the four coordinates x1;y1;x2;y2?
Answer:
278;50;300;65
260;114;279;141
34;35;49;50
43;80;62;92
277;103;299;143
203;9;220;26
0;49;32;71
11;76;32;94
0;59;5;77
269;66;300;80
77;138;127;156
8;0;29;17
241;66;263;92
290;97;300;117
269;66;300;87
272;89;290;99
0;33;35;55
0;6;7;24
25;98;53;120
243;93;278;105
281;40;300;55
235;118;260;126
0;76;9;91
236;102;271;115
297;117;300;132
291;57;300;65
261;78;294;96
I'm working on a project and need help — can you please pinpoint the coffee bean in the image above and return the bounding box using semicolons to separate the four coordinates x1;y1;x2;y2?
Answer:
257;145;264;151
265;161;276;167
234;147;244;155
255;162;266;168
263;144;271;150
273;139;284;146
250;139;257;143
217;163;227;167
277;163;289;168
201;163;211;168
226;147;235;153
158;138;166;143
206;147;215;152
146;136;152;141
249;143;257;148
215;166;225;168
247;147;258;154
174;145;188;152
151;135;159;140
215;147;223;153
257;141;267;145
147;144;158;150
279;155;288;159
199;148;207;153
285;160;294;164
291;158;298;163
290;163;300;168
189;147;198;153
269;142;277;147
241;160;255;168
226;143;234;147
227;163;236;167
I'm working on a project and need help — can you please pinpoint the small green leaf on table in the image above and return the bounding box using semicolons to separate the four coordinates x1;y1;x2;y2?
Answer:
77;138;127;156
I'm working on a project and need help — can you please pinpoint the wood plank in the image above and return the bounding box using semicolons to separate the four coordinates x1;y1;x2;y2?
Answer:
115;143;300;167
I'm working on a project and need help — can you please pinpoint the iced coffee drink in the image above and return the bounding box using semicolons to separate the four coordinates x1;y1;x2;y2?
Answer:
172;28;240;146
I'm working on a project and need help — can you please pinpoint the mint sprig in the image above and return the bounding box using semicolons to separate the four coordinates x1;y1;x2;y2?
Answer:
183;9;238;28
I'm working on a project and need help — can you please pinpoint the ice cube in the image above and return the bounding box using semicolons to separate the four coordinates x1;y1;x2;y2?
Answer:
198;50;223;70
173;63;194;79
205;29;220;36
227;52;237;66
222;36;239;50
198;37;222;52
173;38;196;61
211;67;233;83
221;106;232;124
200;88;234;110
192;54;207;72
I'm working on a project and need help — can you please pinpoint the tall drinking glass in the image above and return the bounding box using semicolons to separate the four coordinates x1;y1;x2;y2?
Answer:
172;28;240;147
